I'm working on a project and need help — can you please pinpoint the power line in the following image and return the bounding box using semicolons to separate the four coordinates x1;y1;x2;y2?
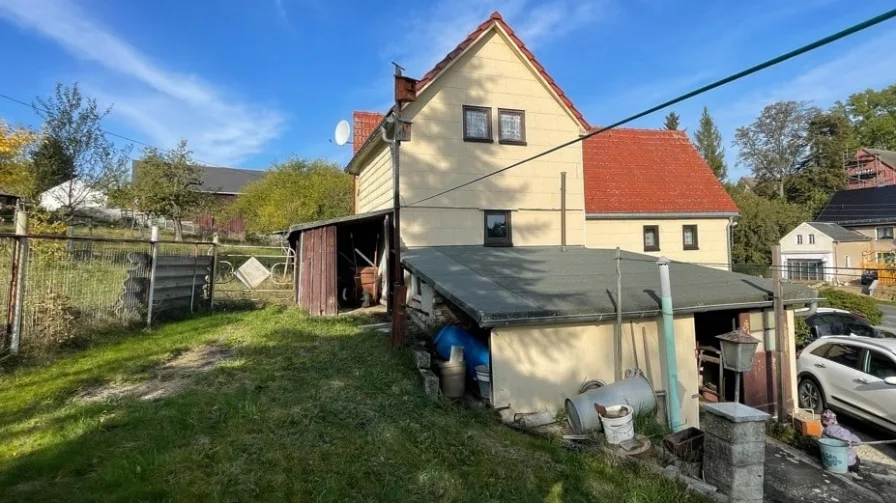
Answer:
0;91;232;170
404;8;896;208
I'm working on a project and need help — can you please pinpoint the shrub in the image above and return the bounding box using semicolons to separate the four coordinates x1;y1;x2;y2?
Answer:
817;287;882;325
21;290;77;356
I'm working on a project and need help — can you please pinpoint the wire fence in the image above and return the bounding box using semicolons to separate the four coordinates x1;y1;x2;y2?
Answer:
0;225;222;358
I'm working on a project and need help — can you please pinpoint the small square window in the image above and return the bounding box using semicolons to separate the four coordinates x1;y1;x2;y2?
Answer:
809;234;815;244
877;226;894;240
498;109;526;145
643;225;660;252
682;225;698;250
796;234;803;245
484;210;512;247
463;105;492;142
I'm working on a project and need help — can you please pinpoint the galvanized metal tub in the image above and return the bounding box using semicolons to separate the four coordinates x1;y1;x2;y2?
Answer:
565;373;657;434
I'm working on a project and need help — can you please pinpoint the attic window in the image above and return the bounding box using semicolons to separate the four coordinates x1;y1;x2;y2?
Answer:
809;234;816;244
877;227;894;240
498;109;526;145
796;234;803;245
463;105;492;142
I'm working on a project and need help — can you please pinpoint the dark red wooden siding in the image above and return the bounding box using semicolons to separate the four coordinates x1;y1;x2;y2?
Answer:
298;226;337;316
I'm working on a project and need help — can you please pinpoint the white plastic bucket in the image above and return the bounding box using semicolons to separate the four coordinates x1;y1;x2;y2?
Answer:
475;364;491;398
599;405;634;445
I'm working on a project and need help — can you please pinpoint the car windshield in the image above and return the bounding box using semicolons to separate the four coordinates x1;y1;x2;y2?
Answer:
812;313;874;337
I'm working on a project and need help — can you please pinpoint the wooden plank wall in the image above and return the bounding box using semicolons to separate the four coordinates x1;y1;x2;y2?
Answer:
298;226;337;316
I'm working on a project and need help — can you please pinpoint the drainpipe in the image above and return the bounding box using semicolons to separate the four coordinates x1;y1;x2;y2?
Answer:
560;172;567;251
727;217;737;271
657;257;682;432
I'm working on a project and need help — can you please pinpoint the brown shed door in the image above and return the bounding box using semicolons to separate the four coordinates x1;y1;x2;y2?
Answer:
299;226;338;316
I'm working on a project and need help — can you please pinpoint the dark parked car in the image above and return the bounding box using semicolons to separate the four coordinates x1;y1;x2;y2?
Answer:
861;269;879;286
805;309;896;341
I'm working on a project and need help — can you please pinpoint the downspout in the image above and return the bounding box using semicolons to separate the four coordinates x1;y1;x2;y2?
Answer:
657;257;682;432
727;216;737;271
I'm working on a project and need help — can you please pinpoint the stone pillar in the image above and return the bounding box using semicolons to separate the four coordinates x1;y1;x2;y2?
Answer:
701;402;770;503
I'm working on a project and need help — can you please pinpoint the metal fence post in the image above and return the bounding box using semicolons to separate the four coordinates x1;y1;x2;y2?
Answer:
209;233;218;310
146;226;159;328
10;210;29;355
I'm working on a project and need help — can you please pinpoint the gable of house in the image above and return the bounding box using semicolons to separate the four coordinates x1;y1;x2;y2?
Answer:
847;148;896;190
350;12;589;247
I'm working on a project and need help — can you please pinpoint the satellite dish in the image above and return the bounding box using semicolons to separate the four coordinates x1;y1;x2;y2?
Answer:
334;120;351;146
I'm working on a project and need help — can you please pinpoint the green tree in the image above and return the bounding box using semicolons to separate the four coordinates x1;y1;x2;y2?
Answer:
729;185;809;265
693;107;727;181
30;136;74;193
34;83;130;218
785;110;850;215
231;158;352;234
835;84;896;150
663;111;680;130
733;101;819;198
130;140;208;241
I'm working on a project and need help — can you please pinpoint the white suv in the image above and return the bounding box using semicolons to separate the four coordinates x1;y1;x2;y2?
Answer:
797;337;896;435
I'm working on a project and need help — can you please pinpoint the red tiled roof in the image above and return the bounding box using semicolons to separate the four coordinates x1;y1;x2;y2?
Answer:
414;11;589;130
583;129;738;214
352;111;385;155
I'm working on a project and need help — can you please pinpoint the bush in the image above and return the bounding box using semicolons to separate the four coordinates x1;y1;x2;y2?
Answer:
818;287;882;325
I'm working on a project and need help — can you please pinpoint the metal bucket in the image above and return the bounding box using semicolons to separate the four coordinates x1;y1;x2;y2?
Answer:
565;373;656;434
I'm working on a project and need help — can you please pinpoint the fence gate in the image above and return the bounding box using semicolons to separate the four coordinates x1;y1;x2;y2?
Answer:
214;242;296;305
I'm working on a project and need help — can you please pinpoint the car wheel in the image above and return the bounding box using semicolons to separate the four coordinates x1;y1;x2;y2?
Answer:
798;378;825;414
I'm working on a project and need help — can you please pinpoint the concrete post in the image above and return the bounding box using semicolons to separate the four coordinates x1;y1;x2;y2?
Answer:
702;402;770;503
146;226;159;328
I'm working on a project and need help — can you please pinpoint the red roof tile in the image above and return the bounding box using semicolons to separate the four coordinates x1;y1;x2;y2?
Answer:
352;111;385;155
583;129;738;214
414;11;589;130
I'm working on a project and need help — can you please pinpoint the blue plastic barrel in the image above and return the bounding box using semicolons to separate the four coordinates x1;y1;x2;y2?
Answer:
434;325;489;377
818;438;849;474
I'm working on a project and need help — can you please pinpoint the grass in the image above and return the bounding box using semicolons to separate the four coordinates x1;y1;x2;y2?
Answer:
0;307;707;503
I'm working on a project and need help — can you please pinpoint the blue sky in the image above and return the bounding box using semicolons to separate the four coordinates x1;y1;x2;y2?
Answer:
1;0;895;180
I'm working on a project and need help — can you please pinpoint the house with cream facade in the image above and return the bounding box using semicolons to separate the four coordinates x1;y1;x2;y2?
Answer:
290;12;814;428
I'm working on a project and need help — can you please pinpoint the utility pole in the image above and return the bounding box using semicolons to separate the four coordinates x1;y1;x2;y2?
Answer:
772;244;787;422
389;63;417;346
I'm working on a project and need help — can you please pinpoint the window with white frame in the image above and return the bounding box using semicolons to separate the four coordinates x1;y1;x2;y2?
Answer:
796;234;803;244
809;234;815;244
877;226;894;240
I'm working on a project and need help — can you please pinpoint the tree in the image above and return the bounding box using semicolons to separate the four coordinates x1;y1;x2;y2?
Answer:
693;107;727;181
230;158;352;234
729;186;809;265
30;136;74;193
130;140;208;241
34;83;129;218
785;110;850;215
733;101;819;198
0;121;37;197
835;84;896;150
663;111;680;130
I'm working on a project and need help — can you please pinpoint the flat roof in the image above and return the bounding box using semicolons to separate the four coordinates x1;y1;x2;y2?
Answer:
286;209;392;235
402;246;818;327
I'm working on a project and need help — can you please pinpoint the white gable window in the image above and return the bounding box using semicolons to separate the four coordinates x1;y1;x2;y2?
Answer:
796;234;803;245
463;105;492;142
498;109;526;145
809;234;815;244
877;226;894;240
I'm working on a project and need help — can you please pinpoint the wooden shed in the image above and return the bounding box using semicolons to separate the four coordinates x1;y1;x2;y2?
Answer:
286;210;392;316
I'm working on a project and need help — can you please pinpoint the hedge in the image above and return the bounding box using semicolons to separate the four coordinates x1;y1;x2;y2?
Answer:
817;287;883;325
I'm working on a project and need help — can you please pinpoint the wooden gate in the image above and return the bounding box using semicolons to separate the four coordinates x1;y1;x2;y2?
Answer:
298;226;337;316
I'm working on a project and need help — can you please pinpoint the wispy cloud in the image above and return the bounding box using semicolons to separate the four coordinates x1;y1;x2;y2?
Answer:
0;0;284;165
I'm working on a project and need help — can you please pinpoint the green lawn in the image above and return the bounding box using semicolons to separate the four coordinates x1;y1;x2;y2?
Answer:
0;308;706;503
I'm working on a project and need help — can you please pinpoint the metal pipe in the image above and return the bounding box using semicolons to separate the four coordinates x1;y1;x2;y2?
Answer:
615;247;623;381
560;172;567;251
727;216;737;271
9;210;28;355
147;226;160;328
772;244;788;422
0;232;213;246
209;233;218;310
657;257;682;432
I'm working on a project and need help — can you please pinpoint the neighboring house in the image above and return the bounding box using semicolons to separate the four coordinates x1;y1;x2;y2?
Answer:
287;12;811;427
131;162;264;239
816;185;896;264
583;129;738;268
778;222;870;283
39;179;107;212
846;148;896;190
